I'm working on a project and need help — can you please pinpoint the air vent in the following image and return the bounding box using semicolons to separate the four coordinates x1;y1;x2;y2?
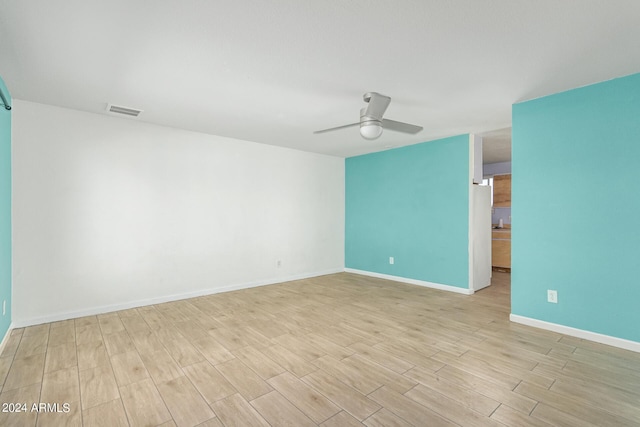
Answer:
106;104;143;117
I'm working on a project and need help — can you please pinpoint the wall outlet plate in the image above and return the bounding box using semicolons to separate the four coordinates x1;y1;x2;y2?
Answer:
389;256;394;265
547;290;558;303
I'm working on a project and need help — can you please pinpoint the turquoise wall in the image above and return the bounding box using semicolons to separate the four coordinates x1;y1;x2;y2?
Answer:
512;73;640;342
0;76;11;342
345;135;470;288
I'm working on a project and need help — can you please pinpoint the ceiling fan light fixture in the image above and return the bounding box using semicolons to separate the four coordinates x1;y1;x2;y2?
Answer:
360;121;383;140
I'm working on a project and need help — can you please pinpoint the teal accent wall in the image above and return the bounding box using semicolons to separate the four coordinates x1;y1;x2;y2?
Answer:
512;72;640;342
0;76;11;342
345;135;470;288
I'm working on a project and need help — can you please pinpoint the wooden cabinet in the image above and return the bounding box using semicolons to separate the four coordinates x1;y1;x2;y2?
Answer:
493;174;511;207
492;229;511;268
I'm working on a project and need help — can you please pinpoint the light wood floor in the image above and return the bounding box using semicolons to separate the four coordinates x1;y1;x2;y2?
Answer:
1;272;639;426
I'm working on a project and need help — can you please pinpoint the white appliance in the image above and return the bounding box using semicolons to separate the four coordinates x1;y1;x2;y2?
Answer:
470;184;492;291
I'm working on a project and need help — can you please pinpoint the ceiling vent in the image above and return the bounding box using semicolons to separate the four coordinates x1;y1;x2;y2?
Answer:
106;103;143;117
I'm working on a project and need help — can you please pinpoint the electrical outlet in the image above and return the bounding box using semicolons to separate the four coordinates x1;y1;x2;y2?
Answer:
547;290;558;304
277;260;282;268
2;300;5;316
389;257;394;265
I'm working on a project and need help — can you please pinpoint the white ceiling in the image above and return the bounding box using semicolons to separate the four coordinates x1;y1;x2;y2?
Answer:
1;1;639;158
481;127;512;164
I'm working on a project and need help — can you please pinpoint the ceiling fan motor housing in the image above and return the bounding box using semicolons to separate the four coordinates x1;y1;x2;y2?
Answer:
360;108;383;139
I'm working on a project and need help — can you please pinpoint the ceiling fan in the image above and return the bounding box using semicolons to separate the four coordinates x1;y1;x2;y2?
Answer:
314;92;423;140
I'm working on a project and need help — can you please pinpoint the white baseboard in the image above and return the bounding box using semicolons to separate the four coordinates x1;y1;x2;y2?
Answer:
510;314;640;353
0;323;15;355
344;268;474;295
12;268;344;328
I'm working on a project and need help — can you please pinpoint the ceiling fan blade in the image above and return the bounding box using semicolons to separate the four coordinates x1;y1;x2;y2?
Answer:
382;118;423;134
313;122;359;134
363;92;391;120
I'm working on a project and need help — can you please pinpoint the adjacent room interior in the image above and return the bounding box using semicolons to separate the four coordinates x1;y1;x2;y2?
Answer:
1;2;639;426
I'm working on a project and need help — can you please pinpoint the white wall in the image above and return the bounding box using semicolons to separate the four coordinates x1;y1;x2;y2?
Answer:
12;100;344;326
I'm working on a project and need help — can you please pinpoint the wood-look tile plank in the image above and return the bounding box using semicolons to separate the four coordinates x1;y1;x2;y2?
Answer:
44;342;77;373
232;346;286;380
405;384;504;427
459;350;555;389
338;322;384;346
315;325;369;347
321;411;364;427
174;321;211;342
119;315;151;334
341;354;417;393
195;418;224;427
82;398;129;427
157;376;215;427
98;314;125;335
50;319;74;329
75;324;102;346
74;316;98;327
77;340;110;371
302;333;356;359
403;365;500;416
35;402;82;427
363;408;412;427
431;350;522;390
349;342;414;373
129;329;165;356
472;337;568;369
115;308;140;318
14;333;48;359
368;387;456;427
530;403;600;427
372;341;443;372
301;369;381;421
215;358;272;401
48;323;76;345
103;330;136;356
137;306;170;330
140;349;184;384
183;361;237;404
0;356;12;388
41;366;80;405
260;344;316;377
558;335;639;362
10;328;25;336
208;326;270;351
192;337;235;365
272;333;325;361
3;353;45;391
23;324;50;337
246;319;290;339
552;376;640;417
110;350;150;386
0;332;22;358
0;383;41;427
210;393;270;427
312;355;381;395
267;371;340;424
491;404;555;427
78;365;120;410
515;381;640;427
561;358;640;392
435;364;537;415
156;329;205;367
120;378;172;427
534;362;640;408
250;390;316;427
